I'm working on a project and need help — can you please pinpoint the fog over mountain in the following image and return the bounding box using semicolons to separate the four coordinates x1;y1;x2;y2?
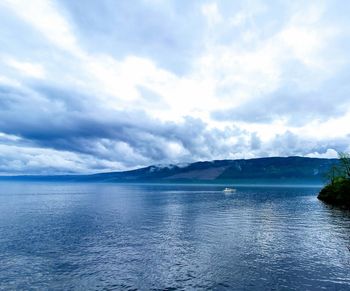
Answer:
0;0;350;174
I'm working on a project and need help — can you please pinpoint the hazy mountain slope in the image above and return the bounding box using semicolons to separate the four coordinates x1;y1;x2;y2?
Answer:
217;157;335;180
83;157;338;183
0;157;339;183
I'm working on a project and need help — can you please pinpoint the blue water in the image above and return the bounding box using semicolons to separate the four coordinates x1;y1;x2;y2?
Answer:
0;182;349;290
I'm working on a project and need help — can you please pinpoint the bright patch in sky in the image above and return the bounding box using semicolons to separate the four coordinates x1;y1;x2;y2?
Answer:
0;0;349;174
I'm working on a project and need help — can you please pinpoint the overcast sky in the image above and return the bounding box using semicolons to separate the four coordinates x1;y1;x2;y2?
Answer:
0;0;350;174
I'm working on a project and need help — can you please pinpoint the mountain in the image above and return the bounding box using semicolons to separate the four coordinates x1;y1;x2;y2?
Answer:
0;157;339;184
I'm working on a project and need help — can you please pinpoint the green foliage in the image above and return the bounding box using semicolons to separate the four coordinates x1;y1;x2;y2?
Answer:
325;152;350;185
318;178;350;208
338;152;350;178
319;152;350;209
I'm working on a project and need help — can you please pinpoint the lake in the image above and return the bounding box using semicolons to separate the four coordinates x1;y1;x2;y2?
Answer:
0;182;349;290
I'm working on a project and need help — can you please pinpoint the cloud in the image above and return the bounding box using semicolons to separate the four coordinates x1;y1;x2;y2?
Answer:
0;81;252;172
2;0;81;55
306;149;339;159
0;144;122;175
211;82;350;125
201;2;222;26
0;0;350;174
264;131;350;157
4;58;46;79
56;0;206;74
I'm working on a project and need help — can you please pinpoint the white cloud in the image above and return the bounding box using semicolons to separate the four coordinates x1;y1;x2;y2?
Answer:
0;0;349;173
0;144;123;175
201;2;222;26
300;112;350;139
306;149;339;159
0;132;21;142
5;58;46;79
2;0;81;55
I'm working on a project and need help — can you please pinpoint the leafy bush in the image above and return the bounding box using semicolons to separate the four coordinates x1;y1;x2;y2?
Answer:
318;152;350;208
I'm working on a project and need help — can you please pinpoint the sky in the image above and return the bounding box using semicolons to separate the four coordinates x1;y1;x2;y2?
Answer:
0;0;350;174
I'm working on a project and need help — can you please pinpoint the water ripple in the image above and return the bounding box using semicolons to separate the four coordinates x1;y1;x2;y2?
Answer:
0;183;349;290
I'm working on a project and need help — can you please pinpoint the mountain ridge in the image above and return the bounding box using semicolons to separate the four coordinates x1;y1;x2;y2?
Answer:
0;156;339;184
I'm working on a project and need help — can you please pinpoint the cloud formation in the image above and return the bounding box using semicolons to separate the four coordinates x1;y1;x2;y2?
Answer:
0;0;350;174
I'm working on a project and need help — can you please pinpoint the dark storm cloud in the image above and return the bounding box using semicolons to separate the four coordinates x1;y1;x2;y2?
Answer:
0;83;252;170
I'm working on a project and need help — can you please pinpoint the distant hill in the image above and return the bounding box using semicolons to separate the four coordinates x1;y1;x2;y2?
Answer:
0;157;339;184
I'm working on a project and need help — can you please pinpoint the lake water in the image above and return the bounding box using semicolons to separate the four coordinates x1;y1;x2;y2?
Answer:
0;182;349;290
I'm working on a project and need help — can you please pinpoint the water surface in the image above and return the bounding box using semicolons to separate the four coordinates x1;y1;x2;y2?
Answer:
0;182;349;290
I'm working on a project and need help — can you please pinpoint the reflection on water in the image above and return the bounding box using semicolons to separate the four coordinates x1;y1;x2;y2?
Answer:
0;182;349;290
